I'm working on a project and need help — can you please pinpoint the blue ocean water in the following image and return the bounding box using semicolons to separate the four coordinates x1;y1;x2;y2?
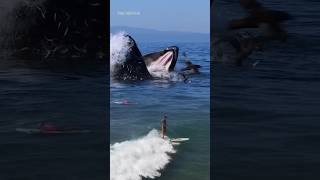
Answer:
0;67;108;179
213;0;320;179
110;42;210;180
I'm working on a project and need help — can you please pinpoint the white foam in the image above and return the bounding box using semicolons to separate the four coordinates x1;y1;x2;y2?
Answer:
149;68;185;82
110;129;175;180
110;32;131;74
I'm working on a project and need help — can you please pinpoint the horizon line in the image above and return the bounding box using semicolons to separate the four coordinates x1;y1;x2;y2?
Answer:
110;25;210;35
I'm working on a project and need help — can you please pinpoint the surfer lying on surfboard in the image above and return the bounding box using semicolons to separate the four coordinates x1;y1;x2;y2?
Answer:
38;122;91;133
15;122;91;134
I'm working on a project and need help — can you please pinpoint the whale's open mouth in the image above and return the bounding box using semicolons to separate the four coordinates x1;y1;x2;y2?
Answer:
145;51;174;72
143;46;179;72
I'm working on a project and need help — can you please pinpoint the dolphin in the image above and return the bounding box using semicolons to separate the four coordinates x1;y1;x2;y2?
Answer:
111;35;179;81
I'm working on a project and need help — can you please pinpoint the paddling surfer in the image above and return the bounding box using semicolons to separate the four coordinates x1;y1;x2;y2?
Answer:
160;114;167;139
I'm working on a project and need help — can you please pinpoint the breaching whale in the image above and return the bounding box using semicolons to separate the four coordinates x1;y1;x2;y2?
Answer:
111;35;179;81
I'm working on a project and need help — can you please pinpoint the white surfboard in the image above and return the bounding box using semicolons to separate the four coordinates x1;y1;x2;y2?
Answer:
171;142;181;146
163;136;189;146
16;128;41;134
170;138;190;142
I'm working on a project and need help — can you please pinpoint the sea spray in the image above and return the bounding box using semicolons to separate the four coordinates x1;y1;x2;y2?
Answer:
110;32;131;74
110;129;175;180
148;65;183;81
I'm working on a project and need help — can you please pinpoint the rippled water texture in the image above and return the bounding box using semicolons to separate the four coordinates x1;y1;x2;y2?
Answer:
111;41;210;180
213;0;320;179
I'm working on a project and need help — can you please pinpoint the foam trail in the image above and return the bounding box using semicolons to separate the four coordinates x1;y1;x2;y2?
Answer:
110;32;130;74
150;70;184;82
110;129;175;180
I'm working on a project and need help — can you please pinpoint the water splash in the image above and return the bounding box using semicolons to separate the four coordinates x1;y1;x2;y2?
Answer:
110;32;131;74
110;129;175;180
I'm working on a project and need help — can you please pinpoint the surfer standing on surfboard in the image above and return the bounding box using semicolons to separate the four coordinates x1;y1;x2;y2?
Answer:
160;114;167;139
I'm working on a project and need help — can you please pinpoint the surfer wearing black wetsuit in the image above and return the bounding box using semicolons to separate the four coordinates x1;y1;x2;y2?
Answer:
161;114;167;139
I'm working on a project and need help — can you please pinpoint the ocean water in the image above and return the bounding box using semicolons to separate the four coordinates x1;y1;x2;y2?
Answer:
0;0;108;178
0;64;108;179
213;0;320;179
110;41;210;180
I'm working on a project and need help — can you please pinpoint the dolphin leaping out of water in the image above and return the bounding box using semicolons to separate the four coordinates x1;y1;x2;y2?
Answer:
111;35;179;81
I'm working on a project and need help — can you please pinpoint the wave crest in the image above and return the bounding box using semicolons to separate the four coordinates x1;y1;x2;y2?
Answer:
110;129;175;180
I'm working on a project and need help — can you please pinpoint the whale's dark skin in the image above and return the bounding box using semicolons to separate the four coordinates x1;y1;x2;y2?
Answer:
111;35;179;81
111;35;152;80
1;0;106;69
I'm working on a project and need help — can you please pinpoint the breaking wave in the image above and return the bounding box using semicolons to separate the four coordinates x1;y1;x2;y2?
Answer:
110;129;175;180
